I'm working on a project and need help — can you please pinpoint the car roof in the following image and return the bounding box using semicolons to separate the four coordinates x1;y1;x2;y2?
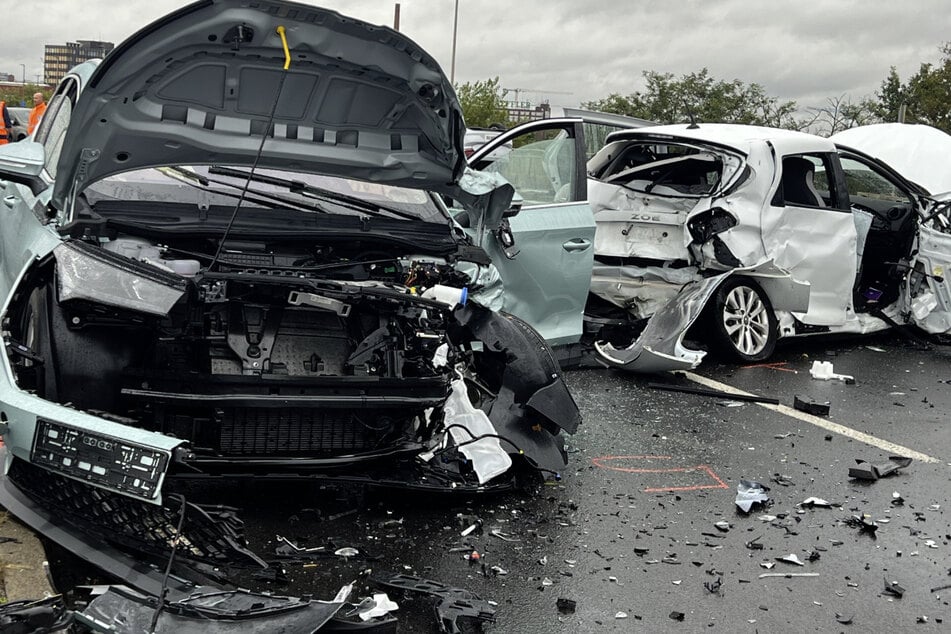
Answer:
605;123;836;156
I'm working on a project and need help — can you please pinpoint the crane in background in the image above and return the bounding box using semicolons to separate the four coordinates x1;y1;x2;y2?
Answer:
502;87;574;105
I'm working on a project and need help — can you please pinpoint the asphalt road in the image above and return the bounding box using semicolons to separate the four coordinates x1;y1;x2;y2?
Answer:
49;331;951;632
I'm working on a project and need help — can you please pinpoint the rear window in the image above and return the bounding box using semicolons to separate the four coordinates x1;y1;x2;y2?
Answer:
588;139;744;198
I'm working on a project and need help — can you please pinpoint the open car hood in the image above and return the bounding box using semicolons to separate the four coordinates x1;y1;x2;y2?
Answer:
831;123;951;196
52;0;467;212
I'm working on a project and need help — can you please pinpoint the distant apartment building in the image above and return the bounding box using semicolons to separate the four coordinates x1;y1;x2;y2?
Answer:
44;40;114;85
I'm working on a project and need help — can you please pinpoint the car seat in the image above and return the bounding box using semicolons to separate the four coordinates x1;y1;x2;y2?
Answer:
781;156;825;207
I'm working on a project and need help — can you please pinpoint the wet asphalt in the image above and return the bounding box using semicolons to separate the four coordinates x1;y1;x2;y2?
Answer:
52;331;951;632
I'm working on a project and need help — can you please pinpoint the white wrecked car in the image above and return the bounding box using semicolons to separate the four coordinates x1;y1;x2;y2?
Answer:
575;123;951;371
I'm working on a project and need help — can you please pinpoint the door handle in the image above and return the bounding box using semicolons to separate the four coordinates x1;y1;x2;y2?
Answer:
562;238;591;252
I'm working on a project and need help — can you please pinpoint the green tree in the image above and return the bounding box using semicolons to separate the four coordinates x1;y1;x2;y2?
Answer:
584;69;801;129
455;77;508;129
874;43;951;133
874;67;905;123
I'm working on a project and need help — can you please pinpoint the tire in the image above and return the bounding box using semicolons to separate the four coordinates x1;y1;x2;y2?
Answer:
709;277;777;362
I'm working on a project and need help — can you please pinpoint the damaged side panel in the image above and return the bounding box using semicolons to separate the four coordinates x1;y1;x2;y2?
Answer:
908;212;951;333
595;262;809;372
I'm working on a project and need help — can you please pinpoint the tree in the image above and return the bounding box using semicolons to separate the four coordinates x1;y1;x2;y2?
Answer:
455;77;508;129
808;94;880;137
584;68;802;129
874;43;951;133
874;67;905;123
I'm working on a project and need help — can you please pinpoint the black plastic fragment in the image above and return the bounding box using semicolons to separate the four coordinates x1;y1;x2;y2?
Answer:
793;395;830;416
848;456;913;481
835;613;854;624
669;611;685;621
704;577;722;594
556;598;577;614
373;573;496;634
649;382;779;405
0;595;71;632
882;578;905;598
845;515;878;538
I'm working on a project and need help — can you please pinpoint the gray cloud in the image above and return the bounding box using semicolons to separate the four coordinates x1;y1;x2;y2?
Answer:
2;0;948;114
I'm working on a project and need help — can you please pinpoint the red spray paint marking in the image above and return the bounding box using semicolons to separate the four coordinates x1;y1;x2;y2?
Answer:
591;455;729;493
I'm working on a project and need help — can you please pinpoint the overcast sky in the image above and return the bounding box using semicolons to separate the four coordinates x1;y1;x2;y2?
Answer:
3;0;949;112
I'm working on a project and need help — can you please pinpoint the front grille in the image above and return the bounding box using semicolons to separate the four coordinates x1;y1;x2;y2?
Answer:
8;458;264;568
218;407;396;455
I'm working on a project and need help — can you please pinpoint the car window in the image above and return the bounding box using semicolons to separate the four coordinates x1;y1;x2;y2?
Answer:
779;153;837;209
589;140;742;199
35;77;79;180
838;156;913;206
476;127;579;206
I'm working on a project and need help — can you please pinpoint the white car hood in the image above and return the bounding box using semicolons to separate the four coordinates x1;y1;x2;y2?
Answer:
52;0;466;211
831;123;951;195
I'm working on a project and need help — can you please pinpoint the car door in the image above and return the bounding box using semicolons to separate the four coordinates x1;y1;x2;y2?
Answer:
467;119;592;346
835;145;951;333
760;151;858;326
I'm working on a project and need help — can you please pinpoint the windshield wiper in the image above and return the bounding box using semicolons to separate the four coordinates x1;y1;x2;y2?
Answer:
161;167;329;215
208;166;420;221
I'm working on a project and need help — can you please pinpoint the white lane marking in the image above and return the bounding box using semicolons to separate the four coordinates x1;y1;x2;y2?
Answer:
681;371;940;464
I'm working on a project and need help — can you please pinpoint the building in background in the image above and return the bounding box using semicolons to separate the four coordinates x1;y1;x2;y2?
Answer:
44;40;114;85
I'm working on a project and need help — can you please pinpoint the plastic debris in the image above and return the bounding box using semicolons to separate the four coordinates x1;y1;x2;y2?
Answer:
848;456;913;480
845;514;879;538
556;598;577;614
735;480;770;513
335;547;360;558
459;517;483;537
746;536;764;550
373;573;496;632
615;611;628;619
809;361;855;383
714;521;731;532
669;611;685;621
348;593;399;621
882;578;905;598
760;562;775;569
793;395;831;416
704;577;722;594
758;573;819;578
777;554;805;566
490;529;520;542
800;497;836;508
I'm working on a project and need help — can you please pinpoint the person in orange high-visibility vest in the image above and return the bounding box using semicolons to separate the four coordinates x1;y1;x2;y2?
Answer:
0;101;11;145
28;93;47;135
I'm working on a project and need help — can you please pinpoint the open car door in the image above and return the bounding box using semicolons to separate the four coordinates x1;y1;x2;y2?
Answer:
467;119;593;347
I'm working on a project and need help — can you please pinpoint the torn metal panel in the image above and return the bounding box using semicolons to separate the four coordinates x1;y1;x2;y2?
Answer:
595;262;808;372
590;178;695;261
909;216;951;333
589;264;700;320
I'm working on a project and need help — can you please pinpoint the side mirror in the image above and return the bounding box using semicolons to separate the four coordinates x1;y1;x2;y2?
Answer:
0;140;47;194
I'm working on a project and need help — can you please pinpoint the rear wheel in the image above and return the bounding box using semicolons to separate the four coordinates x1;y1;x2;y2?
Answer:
709;277;777;362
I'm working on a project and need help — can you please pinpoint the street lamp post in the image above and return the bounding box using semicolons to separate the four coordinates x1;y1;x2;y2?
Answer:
450;0;459;84
19;63;25;84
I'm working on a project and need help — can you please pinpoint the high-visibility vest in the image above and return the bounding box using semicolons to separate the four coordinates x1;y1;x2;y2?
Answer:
28;102;47;135
0;101;8;145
